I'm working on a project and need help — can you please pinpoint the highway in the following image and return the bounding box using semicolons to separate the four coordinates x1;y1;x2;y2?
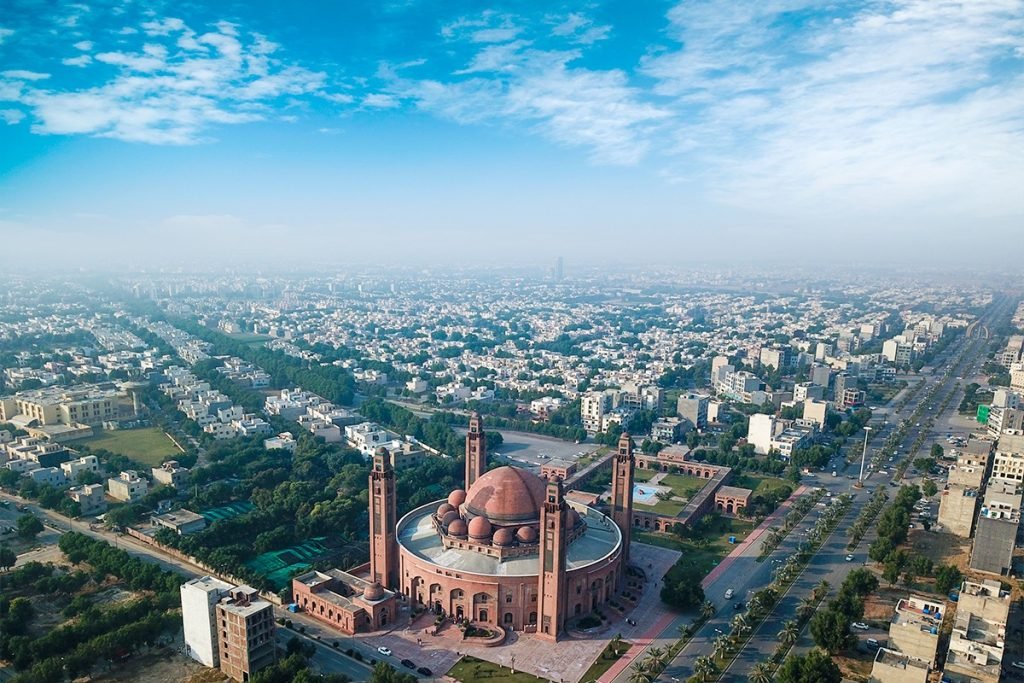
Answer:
647;295;1013;682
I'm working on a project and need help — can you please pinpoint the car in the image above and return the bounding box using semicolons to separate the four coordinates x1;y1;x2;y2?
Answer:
866;638;880;650
417;667;433;676
724;588;735;599
733;602;745;611
400;659;416;669
377;647;392;657
845;554;854;562
831;470;837;477
852;622;870;630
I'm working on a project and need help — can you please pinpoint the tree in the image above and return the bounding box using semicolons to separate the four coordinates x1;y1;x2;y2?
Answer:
368;662;416;683
749;662;773;683
700;600;717;619
694;656;717;682
16;513;43;540
930;443;944;459
661;562;706;611
629;661;654;683
922;479;938;497
935;564;963;594
0;543;15;571
809;608;851;653
778;619;800;648
776;649;842;683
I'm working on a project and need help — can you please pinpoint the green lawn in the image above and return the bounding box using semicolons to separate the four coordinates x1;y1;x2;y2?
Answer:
580;642;626;682
659;473;711;499
634;468;658;482
225;332;272;343
636;516;754;576
730;473;792;497
448;656;545;683
81;427;182;467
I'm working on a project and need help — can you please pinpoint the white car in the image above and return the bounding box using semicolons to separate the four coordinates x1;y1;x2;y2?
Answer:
845;554;854;562
852;622;870;630
377;646;392;657
724;589;735;599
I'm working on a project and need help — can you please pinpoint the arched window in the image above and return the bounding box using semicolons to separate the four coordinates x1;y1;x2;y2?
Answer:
504;612;513;624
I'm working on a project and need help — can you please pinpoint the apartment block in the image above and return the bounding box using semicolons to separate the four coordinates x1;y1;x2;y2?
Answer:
970;479;1022;575
937;486;979;537
152;460;189;489
943;580;1010;683
60;455;100;481
869;648;929;683
215;586;277;681
107;470;149;502
676;393;709;430
182;576;234;668
888;595;944;664
991;432;1024;483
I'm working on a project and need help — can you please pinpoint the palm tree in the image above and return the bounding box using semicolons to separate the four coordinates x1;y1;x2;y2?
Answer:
629;660;654;683
713;634;731;656
748;662;772;683
694;655;718;682
610;633;624;656
645;646;666;671
730;613;748;634
815;580;830;599
700;600;716;620
797;596;816;620
778;619;799;648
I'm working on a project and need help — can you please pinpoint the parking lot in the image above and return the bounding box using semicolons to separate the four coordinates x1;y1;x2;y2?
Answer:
456;428;598;470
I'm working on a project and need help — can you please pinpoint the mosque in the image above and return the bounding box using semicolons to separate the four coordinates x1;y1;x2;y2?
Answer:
372;413;636;641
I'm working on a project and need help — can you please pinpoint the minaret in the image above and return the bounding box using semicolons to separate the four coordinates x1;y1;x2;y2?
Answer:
537;476;568;641
465;412;487;490
610;432;635;570
368;447;398;589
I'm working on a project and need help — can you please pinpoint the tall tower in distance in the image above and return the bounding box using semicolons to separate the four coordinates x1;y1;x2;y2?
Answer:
537;475;568;641
368;447;398;589
611;432;635;571
465;412;487;490
554;256;564;281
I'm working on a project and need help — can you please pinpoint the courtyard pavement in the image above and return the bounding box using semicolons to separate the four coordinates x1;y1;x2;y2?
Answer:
356;541;681;683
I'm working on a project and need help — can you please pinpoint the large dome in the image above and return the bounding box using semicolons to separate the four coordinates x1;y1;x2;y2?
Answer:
464;466;547;524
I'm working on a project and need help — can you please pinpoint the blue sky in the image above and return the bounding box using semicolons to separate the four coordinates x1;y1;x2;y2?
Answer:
1;0;1022;268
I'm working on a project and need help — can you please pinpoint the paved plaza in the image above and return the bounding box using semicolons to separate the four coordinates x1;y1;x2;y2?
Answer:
357;541;681;683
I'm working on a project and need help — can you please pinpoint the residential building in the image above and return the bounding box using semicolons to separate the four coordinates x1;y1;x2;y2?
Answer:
107;470;149;502
990;432;1024;483
888;595;944;664
970;479;1022;575
810;363;832;388
747;414;814;457
651;418;682;443
29;467;68;488
152;509;207;536
802;399;829;428
263;432;296;452
152;460;189;489
676;393;709;430
67;483;107;515
938;486;980;538
215;586;277;681
345;422;399;455
581;391;612;435
60;454;100;481
869;648;929;683
181;576;234;668
716;369;765;404
943;580;1010;683
999;335;1024;368
529;396;564;420
882;337;914;365
793;382;824;403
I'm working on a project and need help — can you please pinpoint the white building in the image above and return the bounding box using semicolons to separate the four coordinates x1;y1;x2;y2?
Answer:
107;470;149;502
60;455;100;481
181;576;234;668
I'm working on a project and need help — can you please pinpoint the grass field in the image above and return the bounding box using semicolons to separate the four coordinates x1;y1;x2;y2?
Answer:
730;473;792;497
224;332;272;343
634;468;658;482
637;516;754;577
448;656;545;683
580;642;626;682
82;427;181;467
659;473;711;499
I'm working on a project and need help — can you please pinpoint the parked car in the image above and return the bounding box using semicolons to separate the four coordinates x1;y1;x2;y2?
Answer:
852;622;870;630
417;667;433;676
401;659;416;669
377;647;392;657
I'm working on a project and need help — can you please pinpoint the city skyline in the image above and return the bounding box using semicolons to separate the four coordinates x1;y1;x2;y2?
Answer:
1;0;1023;267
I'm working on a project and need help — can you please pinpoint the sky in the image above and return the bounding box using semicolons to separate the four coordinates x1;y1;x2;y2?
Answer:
0;0;1022;269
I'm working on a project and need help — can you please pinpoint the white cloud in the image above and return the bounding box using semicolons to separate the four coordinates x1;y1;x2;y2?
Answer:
0;109;25;124
551;13;611;44
642;0;1024;218
62;55;93;67
73;40;93;51
2;70;51;81
0;27;15;45
388;48;669;164
362;93;399;108
442;11;521;43
12;17;335;144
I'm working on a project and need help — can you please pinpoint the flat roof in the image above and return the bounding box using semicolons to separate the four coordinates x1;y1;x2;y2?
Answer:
397;501;621;577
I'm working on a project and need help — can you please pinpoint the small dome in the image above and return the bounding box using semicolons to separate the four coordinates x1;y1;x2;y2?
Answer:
436;503;455;517
448;519;468;537
363;582;385;601
516;526;538;543
493;528;515;546
448;489;467;507
468;516;492;540
441;510;461;527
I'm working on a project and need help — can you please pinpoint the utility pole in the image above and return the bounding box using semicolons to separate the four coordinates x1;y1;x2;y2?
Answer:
856;426;872;488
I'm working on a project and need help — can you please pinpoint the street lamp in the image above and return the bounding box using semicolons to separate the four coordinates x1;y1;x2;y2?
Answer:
856;426;872;488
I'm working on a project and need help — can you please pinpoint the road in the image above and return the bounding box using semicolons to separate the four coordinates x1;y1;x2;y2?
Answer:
646;295;1013;682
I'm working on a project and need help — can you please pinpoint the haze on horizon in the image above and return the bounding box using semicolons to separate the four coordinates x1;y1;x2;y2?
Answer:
1;0;1022;269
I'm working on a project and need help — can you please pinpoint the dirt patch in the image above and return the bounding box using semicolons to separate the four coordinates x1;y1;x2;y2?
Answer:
834;653;874;682
863;584;906;623
908;530;972;571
